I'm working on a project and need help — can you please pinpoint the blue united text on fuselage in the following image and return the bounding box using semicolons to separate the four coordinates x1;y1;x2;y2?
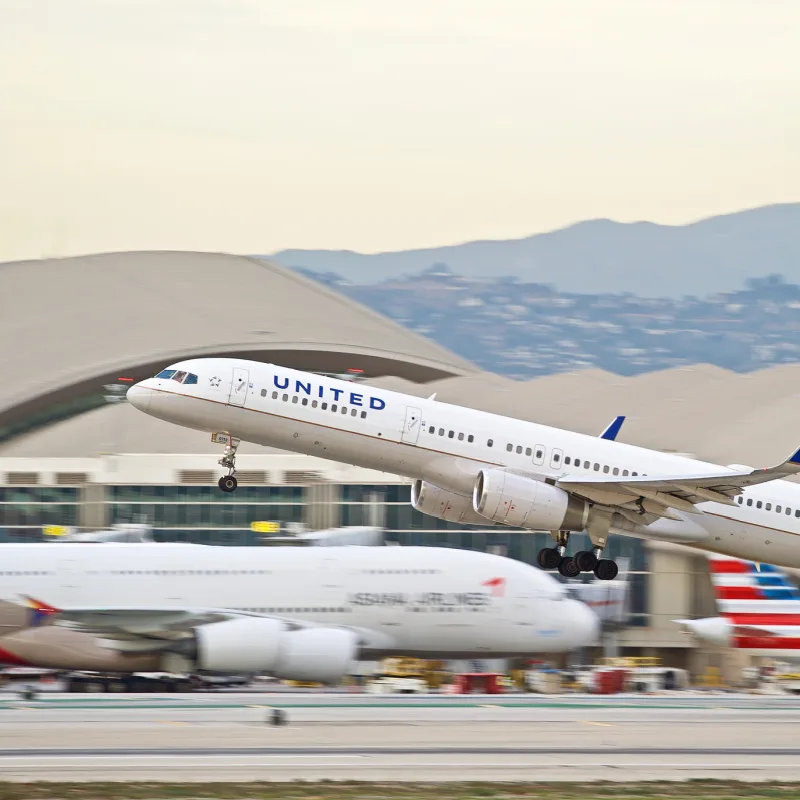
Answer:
273;376;386;410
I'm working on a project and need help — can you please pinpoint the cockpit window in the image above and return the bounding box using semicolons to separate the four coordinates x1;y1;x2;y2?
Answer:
172;371;188;383
155;369;177;379
184;373;198;385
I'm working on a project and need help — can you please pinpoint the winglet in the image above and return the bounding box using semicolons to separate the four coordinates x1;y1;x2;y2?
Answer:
599;416;626;441
788;447;800;466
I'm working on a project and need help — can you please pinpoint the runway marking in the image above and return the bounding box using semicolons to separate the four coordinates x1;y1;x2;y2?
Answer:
580;720;615;727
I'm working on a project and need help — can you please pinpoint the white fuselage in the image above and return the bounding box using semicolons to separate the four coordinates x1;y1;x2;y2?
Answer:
0;543;597;657
128;358;800;568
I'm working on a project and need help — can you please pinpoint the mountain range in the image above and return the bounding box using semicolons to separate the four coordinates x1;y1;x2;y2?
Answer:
269;203;800;298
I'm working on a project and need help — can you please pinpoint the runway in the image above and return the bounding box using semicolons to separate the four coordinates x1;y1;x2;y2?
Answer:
1;691;800;782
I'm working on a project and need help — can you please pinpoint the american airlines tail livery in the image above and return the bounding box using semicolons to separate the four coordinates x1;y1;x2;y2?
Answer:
0;544;597;677
128;358;800;580
676;554;800;659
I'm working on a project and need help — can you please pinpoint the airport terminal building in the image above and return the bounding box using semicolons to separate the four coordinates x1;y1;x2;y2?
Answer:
3;250;797;679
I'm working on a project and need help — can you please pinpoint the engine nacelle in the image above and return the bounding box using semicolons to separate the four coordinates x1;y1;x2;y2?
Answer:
411;479;490;526
473;469;590;530
676;617;732;646
189;617;358;683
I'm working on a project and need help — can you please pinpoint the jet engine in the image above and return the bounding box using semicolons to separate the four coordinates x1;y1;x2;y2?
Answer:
411;479;490;525
184;618;359;683
473;468;591;530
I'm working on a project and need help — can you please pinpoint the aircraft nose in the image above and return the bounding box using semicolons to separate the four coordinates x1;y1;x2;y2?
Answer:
126;382;153;412
566;598;601;648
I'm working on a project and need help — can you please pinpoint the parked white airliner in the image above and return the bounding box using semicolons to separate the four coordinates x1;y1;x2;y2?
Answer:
0;544;597;678
128;358;800;580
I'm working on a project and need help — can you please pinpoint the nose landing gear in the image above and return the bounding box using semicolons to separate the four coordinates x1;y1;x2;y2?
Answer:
215;434;240;493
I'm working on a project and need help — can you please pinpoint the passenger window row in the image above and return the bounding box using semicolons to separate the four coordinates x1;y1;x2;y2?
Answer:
736;496;800;517
263;389;368;419
426;426;474;443
244;607;351;614
92;569;272;575
364;568;440;574
563;456;639;477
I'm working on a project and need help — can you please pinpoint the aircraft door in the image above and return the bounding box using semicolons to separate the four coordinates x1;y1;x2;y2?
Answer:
229;368;250;407
401;406;422;444
58;559;81;601
532;445;546;466
550;448;563;469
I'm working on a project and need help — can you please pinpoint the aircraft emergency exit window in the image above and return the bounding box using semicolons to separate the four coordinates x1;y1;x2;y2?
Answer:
515;445;522;454
506;444;513;452
536;449;544;460
155;369;177;379
468;434;474;443
184;374;198;384
525;447;532;456
553;453;561;463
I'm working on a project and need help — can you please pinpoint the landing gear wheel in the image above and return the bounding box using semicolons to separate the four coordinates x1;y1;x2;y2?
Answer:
537;547;562;570
573;550;598;573
594;559;619;581
558;556;581;579
218;475;238;493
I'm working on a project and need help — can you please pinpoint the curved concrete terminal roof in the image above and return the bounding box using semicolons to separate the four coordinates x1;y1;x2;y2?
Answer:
0;251;476;431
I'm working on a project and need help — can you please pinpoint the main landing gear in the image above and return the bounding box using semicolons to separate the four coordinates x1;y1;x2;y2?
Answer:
537;531;619;581
216;434;241;493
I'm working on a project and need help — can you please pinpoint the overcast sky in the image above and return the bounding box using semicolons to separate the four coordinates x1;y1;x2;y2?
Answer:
1;0;798;262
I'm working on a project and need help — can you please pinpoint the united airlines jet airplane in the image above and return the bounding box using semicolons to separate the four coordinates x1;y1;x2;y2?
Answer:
128;358;800;581
0;544;597;678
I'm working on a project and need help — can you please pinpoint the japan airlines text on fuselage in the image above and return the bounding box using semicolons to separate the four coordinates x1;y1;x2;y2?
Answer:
0;544;597;676
127;358;800;570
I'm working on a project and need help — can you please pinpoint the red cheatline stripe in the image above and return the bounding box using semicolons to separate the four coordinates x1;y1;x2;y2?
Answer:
716;586;763;600
725;613;800;626
710;560;751;574
734;636;800;650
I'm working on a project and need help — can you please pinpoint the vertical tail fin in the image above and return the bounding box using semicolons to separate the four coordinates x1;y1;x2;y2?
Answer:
707;554;800;624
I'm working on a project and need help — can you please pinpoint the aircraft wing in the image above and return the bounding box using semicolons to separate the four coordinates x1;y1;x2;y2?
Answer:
36;605;303;642
556;447;800;516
